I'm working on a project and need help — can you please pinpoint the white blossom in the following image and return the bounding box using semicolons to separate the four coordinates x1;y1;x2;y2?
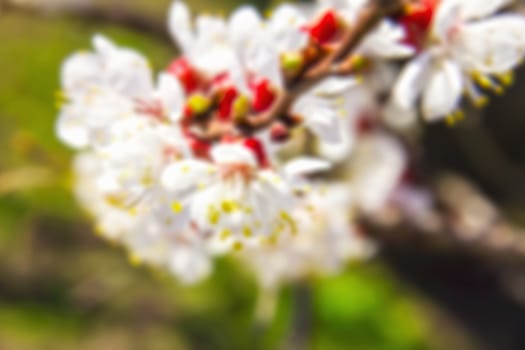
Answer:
56;0;525;286
392;0;525;120
161;143;330;248
242;184;375;289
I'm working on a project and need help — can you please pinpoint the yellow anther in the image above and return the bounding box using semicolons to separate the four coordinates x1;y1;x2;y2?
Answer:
281;51;304;73
207;206;221;225
445;110;464;126
472;72;492;89
220;229;232;240
187;94;211;115
473;95;489;109
242;226;253;238
497;71;514;87
221;200;239;213
232;95;250;121
232;241;244;251
171;201;184;214
262;235;278;246
141;173;154;186
348;55;368;71
105;194;126;208
493;85;505;95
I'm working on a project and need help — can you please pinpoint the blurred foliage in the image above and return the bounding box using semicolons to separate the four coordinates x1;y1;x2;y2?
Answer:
0;1;463;349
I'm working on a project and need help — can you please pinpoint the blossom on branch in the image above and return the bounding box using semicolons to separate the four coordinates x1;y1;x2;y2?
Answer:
56;0;525;286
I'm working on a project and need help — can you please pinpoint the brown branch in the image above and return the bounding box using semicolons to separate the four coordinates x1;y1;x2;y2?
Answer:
362;174;525;266
196;0;405;141
3;0;404;141
0;0;171;43
304;0;402;80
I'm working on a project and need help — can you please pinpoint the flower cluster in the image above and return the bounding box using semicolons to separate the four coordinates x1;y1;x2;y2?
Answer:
57;0;525;286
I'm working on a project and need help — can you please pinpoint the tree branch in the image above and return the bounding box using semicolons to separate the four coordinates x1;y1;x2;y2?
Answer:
363;174;525;266
0;0;171;43
195;0;405;141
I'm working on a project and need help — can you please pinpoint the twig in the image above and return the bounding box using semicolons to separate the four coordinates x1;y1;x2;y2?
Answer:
362;174;525;266
196;0;405;141
0;0;171;43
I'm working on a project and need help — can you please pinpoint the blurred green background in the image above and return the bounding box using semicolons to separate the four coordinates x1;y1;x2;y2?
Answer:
0;1;471;349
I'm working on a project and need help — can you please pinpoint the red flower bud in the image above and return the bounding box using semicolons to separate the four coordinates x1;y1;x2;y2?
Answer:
250;78;276;112
270;122;290;143
185;133;211;159
308;10;340;45
218;87;239;120
167;57;200;93
243;137;269;167
399;0;439;50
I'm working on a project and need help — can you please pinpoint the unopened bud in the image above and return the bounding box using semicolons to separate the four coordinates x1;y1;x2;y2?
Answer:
232;95;250;122
281;52;304;74
347;55;368;72
308;10;340;45
270;122;290;143
187;94;211;116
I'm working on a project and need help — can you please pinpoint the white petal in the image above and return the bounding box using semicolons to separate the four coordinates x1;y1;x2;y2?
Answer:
294;97;343;144
284;158;331;178
195;15;228;43
191;45;238;76
156;73;185;121
92;34;116;56
211;144;257;167
161;160;214;192
228;6;262;51
383;101;419;130
242;33;283;88
432;0;462;41
56;107;89;149
359;20;414;59
393;53;431;110
169;247;211;284
168;1;194;52
455;15;525;74
61;52;100;97
459;0;513;20
318;127;356;162
422;59;463;121
313;77;359;96
352;134;406;212
267;4;309;52
103;47;154;98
